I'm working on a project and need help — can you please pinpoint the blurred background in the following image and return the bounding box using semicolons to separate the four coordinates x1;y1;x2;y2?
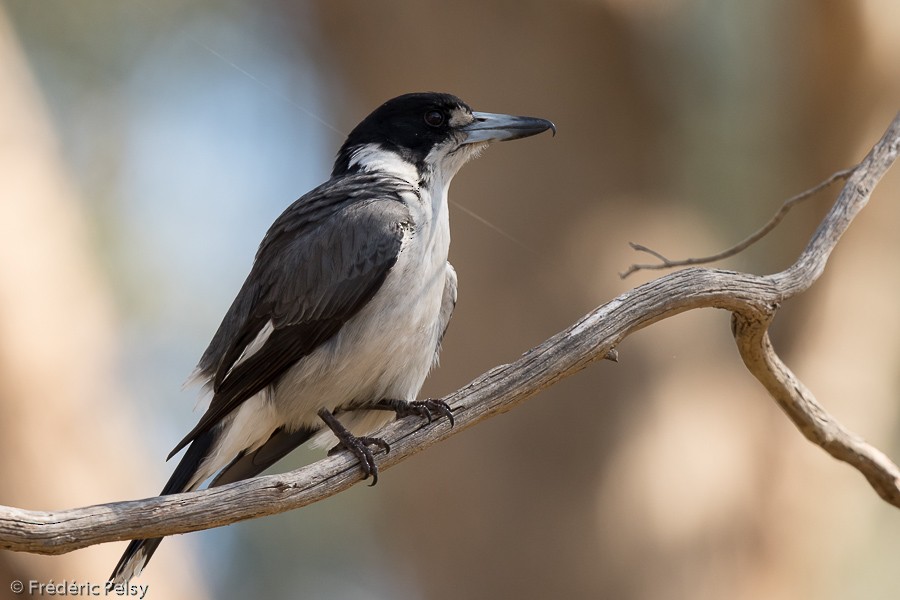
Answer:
2;1;899;598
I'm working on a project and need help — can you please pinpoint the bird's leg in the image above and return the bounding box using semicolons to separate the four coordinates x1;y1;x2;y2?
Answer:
317;408;390;486
371;398;455;428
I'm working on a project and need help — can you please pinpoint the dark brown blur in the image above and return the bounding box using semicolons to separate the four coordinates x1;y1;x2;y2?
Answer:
308;2;900;599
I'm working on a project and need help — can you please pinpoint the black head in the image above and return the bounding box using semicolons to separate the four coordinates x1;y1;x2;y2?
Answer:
332;92;555;179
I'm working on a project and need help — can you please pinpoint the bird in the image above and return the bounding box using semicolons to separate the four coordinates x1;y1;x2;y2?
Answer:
109;91;555;583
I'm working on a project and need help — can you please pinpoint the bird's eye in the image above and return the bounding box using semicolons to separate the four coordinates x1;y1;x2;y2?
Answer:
424;110;445;127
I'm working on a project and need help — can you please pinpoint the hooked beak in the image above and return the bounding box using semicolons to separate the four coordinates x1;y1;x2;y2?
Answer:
462;111;557;144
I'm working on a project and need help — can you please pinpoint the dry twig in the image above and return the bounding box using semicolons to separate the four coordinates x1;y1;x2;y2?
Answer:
620;166;858;278
1;113;898;556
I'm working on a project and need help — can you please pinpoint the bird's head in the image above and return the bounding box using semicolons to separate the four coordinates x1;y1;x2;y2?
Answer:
333;92;555;185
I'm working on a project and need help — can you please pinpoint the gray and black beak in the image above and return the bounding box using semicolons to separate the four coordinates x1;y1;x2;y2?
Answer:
462;112;556;144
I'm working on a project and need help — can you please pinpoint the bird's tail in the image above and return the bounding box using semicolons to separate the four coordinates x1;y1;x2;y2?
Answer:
108;427;220;585
109;425;316;584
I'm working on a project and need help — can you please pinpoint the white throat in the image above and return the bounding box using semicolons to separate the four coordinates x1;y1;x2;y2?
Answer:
347;144;420;185
346;141;486;253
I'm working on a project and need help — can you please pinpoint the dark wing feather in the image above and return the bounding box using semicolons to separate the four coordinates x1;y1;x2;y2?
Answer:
168;176;414;459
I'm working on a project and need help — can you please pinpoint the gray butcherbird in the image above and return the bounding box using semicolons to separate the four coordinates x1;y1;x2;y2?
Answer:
111;92;554;582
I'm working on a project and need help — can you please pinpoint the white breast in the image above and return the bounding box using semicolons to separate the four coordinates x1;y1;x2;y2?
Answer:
275;169;453;440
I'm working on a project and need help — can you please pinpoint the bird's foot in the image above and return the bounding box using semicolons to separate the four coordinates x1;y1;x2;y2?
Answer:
318;408;390;486
375;398;455;428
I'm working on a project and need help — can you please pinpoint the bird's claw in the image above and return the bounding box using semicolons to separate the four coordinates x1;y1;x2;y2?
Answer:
403;399;455;427
327;435;390;486
379;398;455;427
319;408;390;486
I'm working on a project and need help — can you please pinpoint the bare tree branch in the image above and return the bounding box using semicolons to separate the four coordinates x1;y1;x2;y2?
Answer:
620;166;858;278
1;113;898;557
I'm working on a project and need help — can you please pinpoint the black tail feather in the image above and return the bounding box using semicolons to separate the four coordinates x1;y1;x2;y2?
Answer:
109;426;220;583
110;424;316;582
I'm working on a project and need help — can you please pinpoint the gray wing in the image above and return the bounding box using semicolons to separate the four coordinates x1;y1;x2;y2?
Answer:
169;181;413;459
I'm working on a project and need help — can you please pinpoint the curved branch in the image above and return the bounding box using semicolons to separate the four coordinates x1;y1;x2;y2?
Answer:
1;112;898;557
733;316;900;505
0;267;771;555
